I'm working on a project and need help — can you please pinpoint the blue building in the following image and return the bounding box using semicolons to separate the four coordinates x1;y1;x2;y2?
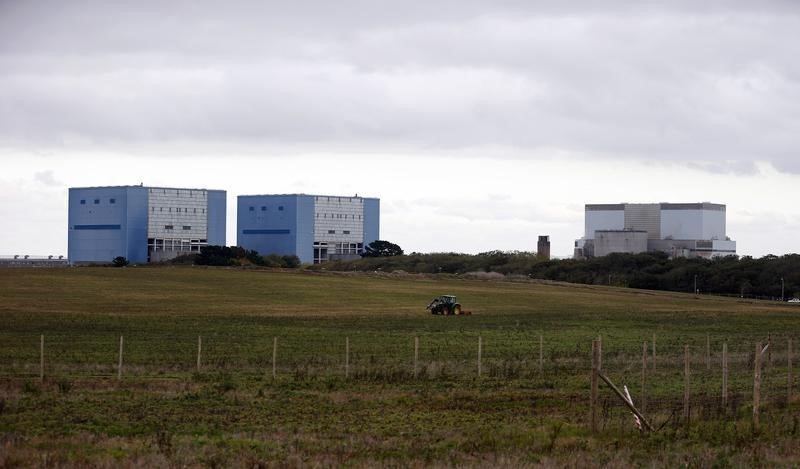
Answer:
237;194;379;264
68;186;226;264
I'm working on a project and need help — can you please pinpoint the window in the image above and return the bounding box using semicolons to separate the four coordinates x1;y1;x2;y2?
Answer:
110;198;116;204
160;207;163;212
193;208;196;213
261;206;266;211
182;226;191;230
94;199;100;204
343;230;350;234
278;206;284;211
169;207;172;212
328;230;336;234
249;206;255;211
165;225;174;230
80;200;85;205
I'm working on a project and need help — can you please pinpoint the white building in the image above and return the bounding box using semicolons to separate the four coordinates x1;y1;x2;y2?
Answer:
575;202;736;259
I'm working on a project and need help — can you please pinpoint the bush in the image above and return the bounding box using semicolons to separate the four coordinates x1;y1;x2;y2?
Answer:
112;256;129;267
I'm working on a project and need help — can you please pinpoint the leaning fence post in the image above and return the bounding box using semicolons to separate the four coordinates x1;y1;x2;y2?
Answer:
196;336;202;372
754;341;762;432
722;342;728;411
591;340;599;434
768;333;772;368
684;345;690;426
39;334;44;383
272;337;277;380
477;336;483;378
641;341;647;414
117;335;124;380
597;336;602;371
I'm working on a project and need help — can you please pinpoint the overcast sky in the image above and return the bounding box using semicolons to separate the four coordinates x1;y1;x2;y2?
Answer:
1;1;799;258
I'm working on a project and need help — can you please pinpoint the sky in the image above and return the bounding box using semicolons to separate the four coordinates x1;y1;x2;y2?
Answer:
1;1;799;258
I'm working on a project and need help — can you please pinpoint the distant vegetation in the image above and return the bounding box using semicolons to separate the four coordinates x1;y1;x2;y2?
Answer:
313;251;800;299
190;245;300;268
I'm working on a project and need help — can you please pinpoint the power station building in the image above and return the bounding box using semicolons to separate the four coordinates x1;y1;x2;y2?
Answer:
575;202;736;259
237;194;379;264
68;186;226;264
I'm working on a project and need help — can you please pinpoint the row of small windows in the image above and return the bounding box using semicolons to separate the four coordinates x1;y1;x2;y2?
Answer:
326;230;351;234
151;207;206;214
249;206;284;212
316;213;362;220
80;198;115;205
163;225;193;230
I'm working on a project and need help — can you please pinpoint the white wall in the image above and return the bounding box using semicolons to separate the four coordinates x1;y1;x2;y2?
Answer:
585;210;624;238
661;209;726;240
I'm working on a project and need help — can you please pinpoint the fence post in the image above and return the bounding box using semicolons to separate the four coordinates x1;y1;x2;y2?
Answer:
591;340;599;434
789;338;793;402
117;335;124;380
597;336;602;371
539;334;543;373
684;345;690;426
652;334;656;372
753;341;762;432
196;336;202;372
39;334;44;383
768;333;772;368
477;336;483;378
414;336;419;378
706;334;711;371
272;337;277;380
345;337;350;379
641;341;647;414
722;342;728;411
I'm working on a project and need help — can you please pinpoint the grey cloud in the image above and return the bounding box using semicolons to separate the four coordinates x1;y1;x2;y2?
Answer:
33;170;61;187
1;1;800;173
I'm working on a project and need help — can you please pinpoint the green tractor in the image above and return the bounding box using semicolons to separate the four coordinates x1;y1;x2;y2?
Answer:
427;295;469;315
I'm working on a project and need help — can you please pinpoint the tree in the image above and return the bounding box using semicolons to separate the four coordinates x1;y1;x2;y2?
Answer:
112;256;129;267
362;240;404;258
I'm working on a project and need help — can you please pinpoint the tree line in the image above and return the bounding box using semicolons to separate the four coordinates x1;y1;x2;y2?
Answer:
313;250;800;300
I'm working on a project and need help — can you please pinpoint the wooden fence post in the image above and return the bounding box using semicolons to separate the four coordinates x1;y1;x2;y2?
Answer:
597;336;602;371
345;337;350;379
477;336;483;378
196;336;202;372
706;334;711;371
753;341;762;432
272;337;277;380
591;340;599;434
684;345;690;426
117;335;124;380
641;341;647;414
722;342;728;411
789;338;793;402
414;336;419;378
39;334;44;383
539;334;543;373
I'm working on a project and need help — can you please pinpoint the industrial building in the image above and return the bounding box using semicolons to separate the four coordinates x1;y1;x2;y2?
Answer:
68;186;226;264
237;194;379;264
575;202;736;259
537;235;551;260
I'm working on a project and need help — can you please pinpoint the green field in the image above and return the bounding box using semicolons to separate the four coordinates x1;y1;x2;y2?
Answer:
1;267;799;467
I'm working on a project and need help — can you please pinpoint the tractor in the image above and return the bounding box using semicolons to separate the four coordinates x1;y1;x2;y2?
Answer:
427;295;469;315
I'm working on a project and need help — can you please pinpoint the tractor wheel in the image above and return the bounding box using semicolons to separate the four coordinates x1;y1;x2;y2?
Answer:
453;304;462;315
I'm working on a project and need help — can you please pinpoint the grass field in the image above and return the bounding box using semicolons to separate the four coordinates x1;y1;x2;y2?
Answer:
1;266;799;467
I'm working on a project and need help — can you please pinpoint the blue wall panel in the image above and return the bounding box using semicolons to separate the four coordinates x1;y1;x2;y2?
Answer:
207;190;227;246
237;195;300;259
68;187;130;263
125;187;149;263
363;198;380;246
295;195;315;264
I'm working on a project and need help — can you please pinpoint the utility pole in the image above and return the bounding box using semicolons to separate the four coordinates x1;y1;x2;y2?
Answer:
781;277;785;301
694;274;698;295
